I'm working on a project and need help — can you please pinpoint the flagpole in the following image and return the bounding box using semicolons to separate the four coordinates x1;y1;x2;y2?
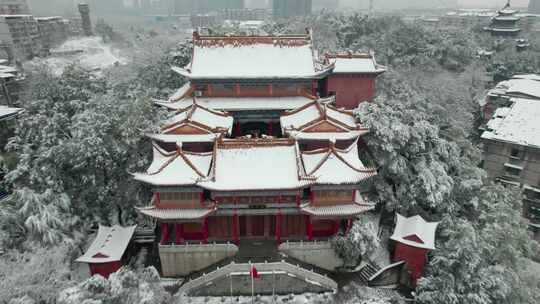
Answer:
272;270;275;304
251;264;255;304
229;273;233;304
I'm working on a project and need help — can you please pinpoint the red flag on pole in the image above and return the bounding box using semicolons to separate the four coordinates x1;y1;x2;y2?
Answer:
250;266;260;279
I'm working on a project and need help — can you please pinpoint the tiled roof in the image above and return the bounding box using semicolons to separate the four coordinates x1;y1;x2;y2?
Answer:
76;225;136;263
136;206;216;220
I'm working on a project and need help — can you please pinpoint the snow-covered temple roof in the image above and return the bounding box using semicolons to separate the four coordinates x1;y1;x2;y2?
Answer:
390;214;439;250
199;138;312;191
512;74;540;82
325;53;386;74
281;101;368;140
300;140;376;185
161;103;233;135
156;96;315;112
137;206;216;220
488;78;540;100
0;105;23;121
147;133;217;143
172;31;333;80
76;225;136;264
133;144;212;186
481;98;540;149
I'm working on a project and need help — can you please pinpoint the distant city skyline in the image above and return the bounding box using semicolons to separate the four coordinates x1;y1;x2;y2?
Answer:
457;0;529;8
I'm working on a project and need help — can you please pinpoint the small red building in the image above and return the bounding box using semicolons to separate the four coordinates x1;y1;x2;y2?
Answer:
76;225;136;278
390;214;439;287
323;53;386;109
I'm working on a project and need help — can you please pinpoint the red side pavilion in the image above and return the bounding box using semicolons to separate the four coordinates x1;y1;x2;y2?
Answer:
390;214;439;287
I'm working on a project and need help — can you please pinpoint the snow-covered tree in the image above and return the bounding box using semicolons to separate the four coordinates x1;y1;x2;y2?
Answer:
58;267;171;304
0;244;75;303
332;216;379;266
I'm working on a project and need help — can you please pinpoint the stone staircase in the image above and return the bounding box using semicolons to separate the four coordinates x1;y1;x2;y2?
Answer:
357;262;381;283
178;260;338;296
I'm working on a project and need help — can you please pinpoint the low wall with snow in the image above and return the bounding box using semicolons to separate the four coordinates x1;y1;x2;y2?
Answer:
278;241;344;271
159;243;238;277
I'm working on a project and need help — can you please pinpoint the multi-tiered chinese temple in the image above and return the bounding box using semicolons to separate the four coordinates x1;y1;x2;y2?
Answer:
485;1;521;37
134;30;386;286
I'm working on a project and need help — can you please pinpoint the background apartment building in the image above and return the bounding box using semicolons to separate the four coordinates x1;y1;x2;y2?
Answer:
482;97;540;239
0;0;29;15
0;14;40;59
273;0;312;17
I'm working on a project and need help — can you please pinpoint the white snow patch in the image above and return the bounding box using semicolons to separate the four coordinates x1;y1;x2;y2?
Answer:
26;36;128;76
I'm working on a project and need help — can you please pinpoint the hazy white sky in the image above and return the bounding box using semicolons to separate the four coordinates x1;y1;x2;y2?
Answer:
457;0;529;8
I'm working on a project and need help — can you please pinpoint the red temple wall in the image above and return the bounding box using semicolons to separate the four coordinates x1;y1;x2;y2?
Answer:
196;83;314;98
326;74;376;109
89;261;122;278
393;243;429;287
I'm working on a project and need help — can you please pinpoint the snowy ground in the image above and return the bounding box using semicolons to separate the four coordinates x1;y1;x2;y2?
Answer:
25;36;129;75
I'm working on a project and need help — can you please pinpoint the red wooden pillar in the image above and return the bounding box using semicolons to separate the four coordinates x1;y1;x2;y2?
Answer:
160;223;169;245
200;192;204;207
333;220;340;235
309;190;314;204
311;80;317;96
275;212;282;243
155;192;161;207
202;217;209;243
307;216;313;241
346;219;354;234
268;121;273;136
296;194;301;207
233;210;239;245
174;223;183;244
352;190;357;202
234;122;242;137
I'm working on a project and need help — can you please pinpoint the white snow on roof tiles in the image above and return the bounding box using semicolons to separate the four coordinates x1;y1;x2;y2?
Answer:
481;98;540;148
488;78;540;100
190;107;233;131
289;130;366;141
301;202;374;217
137;206;215;220
200;142;307;191
147;133;217;143
281;104;321;129
330;57;382;74
157;96;314;111
76;225;136;264
512;74;540;82
281;102;358;131
190;43;317;79
301;143;376;185
163;105;233;133
390;214;439;250
169;82;191;101
0;106;22;120
134;147;212;186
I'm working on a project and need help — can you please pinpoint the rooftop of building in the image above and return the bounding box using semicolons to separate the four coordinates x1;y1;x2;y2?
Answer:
325;52;387;74
390;214;439;250
488;77;540;100
0;105;22;120
135;136;376;190
482;98;540;148
172;31;333;80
